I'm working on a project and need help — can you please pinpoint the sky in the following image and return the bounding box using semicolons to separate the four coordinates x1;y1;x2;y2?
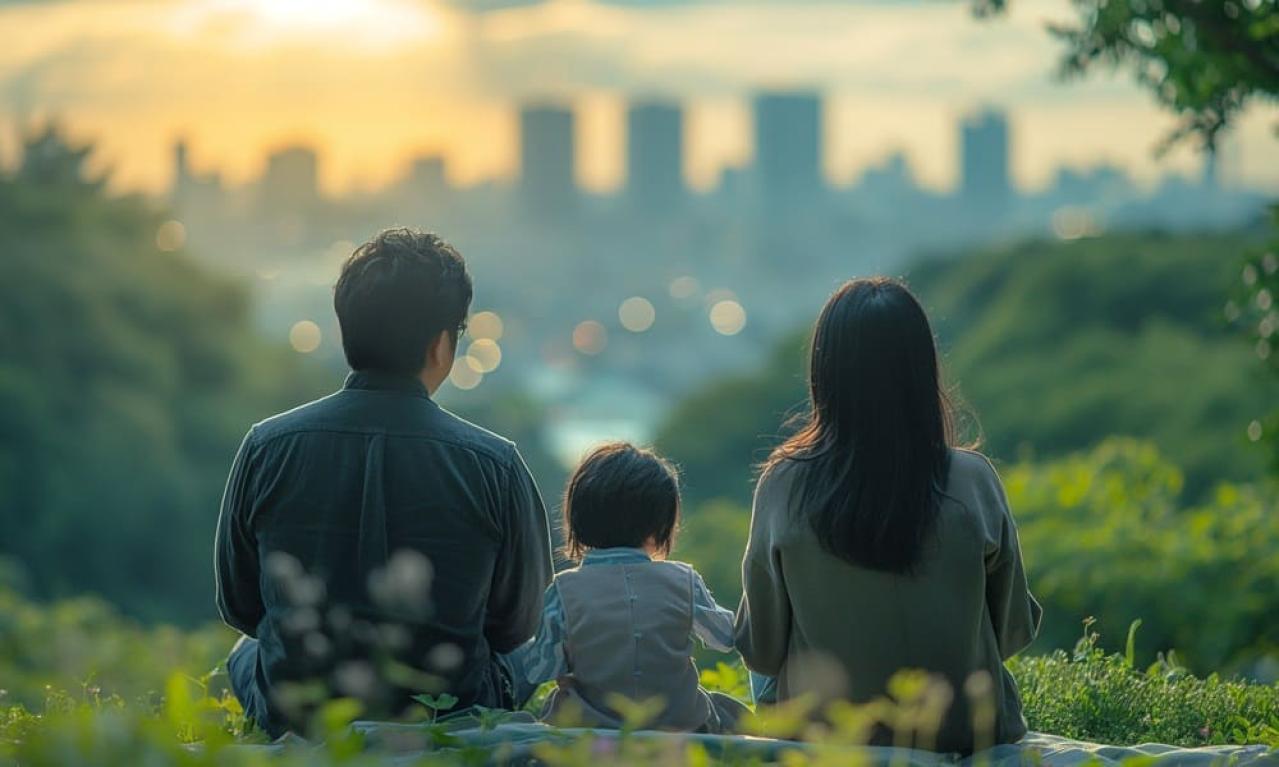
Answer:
0;0;1276;196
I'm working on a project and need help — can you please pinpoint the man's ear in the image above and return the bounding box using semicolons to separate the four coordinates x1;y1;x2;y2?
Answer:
428;329;456;369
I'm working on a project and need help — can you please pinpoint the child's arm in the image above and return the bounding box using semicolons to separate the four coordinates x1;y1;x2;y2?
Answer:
498;583;568;707
691;572;736;653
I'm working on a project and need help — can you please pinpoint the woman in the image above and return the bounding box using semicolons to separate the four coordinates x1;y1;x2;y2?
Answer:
735;277;1041;754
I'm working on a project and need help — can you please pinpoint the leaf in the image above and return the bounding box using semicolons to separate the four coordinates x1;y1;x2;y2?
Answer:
1125;619;1143;670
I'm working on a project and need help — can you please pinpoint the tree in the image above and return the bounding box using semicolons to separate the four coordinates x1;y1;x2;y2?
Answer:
975;1;1279;471
977;0;1279;153
0;126;329;622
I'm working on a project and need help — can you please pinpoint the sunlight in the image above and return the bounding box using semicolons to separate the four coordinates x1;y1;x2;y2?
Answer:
177;0;443;48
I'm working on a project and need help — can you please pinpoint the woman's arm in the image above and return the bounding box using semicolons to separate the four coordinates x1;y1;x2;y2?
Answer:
982;461;1043;659
733;473;792;676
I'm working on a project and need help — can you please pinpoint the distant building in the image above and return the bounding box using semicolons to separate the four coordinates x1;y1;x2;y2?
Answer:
959;109;1011;210
1049;163;1132;206
405;154;449;204
519;104;576;219
858;151;919;200
753;91;823;207
171;139;223;213
259;145;319;216
626;100;684;215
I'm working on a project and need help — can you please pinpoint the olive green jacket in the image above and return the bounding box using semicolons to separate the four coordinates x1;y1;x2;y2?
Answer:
735;449;1042;754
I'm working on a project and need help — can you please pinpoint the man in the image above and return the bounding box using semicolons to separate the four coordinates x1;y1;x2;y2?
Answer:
215;228;554;736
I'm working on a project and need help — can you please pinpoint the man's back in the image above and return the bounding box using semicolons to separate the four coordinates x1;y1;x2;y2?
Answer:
215;370;553;730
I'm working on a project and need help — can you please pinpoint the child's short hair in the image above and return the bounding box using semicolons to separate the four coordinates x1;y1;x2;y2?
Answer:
562;442;680;561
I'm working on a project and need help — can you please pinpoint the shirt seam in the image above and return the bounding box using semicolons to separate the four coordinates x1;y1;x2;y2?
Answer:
249;424;514;467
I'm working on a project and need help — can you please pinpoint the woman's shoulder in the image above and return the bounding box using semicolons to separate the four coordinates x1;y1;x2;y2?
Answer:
942;448;1010;527
946;447;1000;484
757;452;807;490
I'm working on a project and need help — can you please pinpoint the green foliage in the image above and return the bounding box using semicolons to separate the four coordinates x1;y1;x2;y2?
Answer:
976;0;1279;151
413;693;459;724
912;231;1276;497
1003;438;1279;673
1010;622;1279;748
699;662;750;703
4;636;1278;765
0;128;328;622
675;438;1279;675
0;586;234;709
675;499;751;608
1229;208;1279;473
656;332;807;507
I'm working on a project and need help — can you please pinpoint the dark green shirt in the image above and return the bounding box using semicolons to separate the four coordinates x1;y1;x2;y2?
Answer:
214;371;554;718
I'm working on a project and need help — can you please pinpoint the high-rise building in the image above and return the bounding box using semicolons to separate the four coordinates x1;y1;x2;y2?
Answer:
627;100;684;214
519;104;576;218
171;138;223;215
406;155;447;202
260;145;319;215
753;91;823;207
959;109;1011;208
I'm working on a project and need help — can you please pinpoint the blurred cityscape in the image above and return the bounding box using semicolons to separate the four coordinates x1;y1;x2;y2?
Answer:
153;90;1268;463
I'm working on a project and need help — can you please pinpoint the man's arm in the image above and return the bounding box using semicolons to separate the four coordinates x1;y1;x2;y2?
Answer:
214;428;266;635
485;446;555;654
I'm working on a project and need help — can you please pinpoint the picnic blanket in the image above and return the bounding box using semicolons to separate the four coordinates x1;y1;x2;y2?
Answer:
233;718;1279;766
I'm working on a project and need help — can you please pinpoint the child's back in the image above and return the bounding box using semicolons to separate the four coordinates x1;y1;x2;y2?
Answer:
553;557;709;730
500;443;747;733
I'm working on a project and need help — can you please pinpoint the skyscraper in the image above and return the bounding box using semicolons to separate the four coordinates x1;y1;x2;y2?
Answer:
519;104;576;219
753;91;823;207
260;145;319;215
170;138;223;216
960;109;1011;209
627;100;684;214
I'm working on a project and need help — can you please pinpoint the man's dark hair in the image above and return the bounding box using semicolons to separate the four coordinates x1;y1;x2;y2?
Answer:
334;228;473;376
562;442;680;561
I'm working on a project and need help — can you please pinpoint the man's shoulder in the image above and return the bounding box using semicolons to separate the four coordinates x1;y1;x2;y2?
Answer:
427;404;518;465
246;392;518;467
248;392;344;442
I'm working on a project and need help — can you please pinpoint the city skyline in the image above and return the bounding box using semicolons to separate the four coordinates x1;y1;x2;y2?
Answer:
164;94;1240;211
2;0;1276;198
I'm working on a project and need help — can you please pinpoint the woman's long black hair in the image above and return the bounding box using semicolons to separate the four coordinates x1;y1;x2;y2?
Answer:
766;277;962;574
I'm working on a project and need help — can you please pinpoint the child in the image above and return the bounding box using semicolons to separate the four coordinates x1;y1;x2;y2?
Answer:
501;442;749;733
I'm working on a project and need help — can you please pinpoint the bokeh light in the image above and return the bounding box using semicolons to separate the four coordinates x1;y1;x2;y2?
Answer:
1051;207;1100;240
155;220;186;252
469;310;504;341
618;296;656;333
669;276;700;300
1247;420;1263;442
449;360;482;390
466;338;502;373
572;320;608;355
289;320;322;353
709;300;747;336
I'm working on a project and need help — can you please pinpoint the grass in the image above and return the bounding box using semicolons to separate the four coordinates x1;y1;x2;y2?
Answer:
3;624;1278;766
2;585;1278;765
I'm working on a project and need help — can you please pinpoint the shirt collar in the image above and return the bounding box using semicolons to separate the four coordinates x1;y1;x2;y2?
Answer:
343;370;431;399
580;547;653;566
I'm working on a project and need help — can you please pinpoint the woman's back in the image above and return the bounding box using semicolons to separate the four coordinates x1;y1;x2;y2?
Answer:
736;448;1041;754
